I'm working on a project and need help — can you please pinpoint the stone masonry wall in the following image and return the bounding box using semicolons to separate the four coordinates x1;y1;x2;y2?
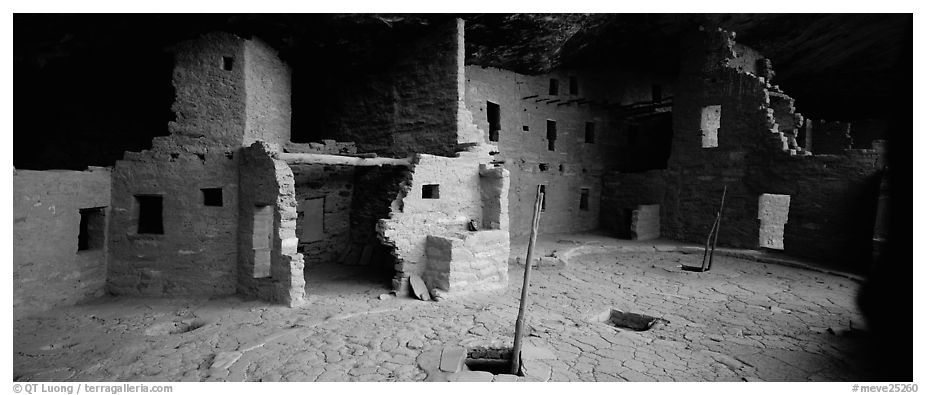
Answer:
391;19;466;156
600;170;666;237
107;144;239;296
727;42;764;76
324;19;465;157
107;31;295;298
238;143;305;306
378;147;510;296
751;150;883;263
243;37;292;148
424;230;510;299
663;27;883;269
466;66;625;240
379;152;485;277
14;168;111;316
168;32;247;147
665;65;774;250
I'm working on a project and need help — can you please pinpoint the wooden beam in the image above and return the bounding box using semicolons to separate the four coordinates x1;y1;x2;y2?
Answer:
274;152;413;167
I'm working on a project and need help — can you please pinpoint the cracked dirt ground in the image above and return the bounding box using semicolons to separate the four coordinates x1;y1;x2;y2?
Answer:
13;235;870;382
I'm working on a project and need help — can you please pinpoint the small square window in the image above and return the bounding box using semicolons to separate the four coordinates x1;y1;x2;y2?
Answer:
422;184;440;199
202;188;223;207
222;56;234;71
522;125;530;132
539;163;549;172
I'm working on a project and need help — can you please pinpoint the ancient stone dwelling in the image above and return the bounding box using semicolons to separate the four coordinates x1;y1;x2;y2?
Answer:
14;17;889;318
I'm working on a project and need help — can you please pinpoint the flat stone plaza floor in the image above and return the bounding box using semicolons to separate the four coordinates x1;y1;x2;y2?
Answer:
13;234;871;382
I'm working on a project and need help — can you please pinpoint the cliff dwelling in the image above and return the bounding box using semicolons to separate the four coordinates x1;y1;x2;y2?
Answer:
12;13;911;384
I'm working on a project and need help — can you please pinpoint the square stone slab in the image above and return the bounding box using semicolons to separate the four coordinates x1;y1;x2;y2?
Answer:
440;346;466;373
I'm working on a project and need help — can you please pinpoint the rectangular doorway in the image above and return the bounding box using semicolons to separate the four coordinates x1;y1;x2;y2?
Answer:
758;194;790;250
301;197;325;242
253;205;273;278
487;101;501;142
546;120;557;151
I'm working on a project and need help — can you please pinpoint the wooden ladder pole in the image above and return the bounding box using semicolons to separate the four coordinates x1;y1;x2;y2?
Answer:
701;217;718;271
511;185;545;375
707;185;727;271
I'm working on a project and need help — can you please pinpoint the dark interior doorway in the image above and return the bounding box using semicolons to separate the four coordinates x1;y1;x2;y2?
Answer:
487;101;501;142
546;120;557;151
616;208;634;239
619;112;673;172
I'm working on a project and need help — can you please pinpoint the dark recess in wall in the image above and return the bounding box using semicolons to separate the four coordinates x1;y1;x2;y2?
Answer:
619;113;673;173
15;15;177;170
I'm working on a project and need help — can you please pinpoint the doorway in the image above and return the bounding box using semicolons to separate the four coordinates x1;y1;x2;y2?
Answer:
487;101;501;142
252;205;273;278
758;194;790;250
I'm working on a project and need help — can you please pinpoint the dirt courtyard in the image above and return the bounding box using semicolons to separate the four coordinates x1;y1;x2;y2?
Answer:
14;234;872;382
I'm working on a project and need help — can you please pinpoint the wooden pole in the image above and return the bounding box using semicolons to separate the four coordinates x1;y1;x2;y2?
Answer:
510;185;544;375
700;217;718;271
275;152;413;167
706;186;727;271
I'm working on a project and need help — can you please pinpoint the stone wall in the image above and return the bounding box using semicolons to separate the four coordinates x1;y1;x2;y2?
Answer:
424;230;510;299
768;91;803;141
378;147;510;296
107;31;296;298
238;143;305;306
169;32;291;150
664;63;774;250
168;32;247;147
285;140;357;155
727;42;764;76
754;150;883;262
661;27;883;269
465;66;647;240
243;37;292;148
14;168;111;316
600;170;666;237
107;143;240;296
391;19;466;156
323;19;465;157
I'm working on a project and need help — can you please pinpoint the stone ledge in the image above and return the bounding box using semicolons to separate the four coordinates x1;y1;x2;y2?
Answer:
528;236;862;282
